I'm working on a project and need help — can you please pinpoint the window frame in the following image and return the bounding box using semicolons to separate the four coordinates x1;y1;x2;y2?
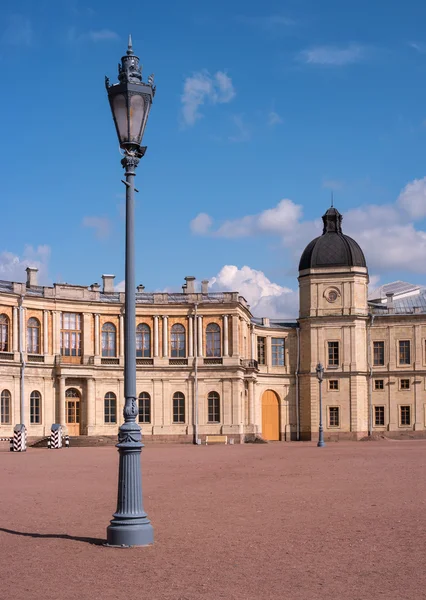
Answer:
398;340;411;366
374;379;384;391
327;341;339;368
138;392;151;424
400;378;410;391
257;336;266;365
207;391;220;423
205;323;221;357
27;317;41;354
172;392;185;423
101;322;117;357
328;379;339;391
0;389;11;424
399;405;411;427
0;313;9;352
328;406;340;428
373;341;385;366
104;392;117;424
60;312;82;357
170;324;186;358
136;323;151;358
374;405;385;427
271;338;285;366
30;390;42;425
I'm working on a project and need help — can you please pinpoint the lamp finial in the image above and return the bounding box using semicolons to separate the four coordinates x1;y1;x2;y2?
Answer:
127;34;134;55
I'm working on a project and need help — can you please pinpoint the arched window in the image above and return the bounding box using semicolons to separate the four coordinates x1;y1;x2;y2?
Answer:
104;392;117;424
0;390;11;424
0;314;9;352
171;324;186;357
136;323;151;357
138;392;151;423
173;392;185;423
30;391;42;424
102;322;116;357
206;323;221;357
27;317;40;354
208;391;220;423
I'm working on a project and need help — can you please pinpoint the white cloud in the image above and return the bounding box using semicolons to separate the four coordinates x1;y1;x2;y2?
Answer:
397;177;426;220
299;44;366;66
190;213;213;235
82;216;111;239
210;265;299;319
268;111;283;126
115;280;125;292
181;70;235;127
228;115;251;143
2;14;33;46
409;42;426;54
0;245;50;284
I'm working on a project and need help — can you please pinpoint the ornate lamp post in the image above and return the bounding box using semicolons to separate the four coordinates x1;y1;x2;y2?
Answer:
105;35;155;547
315;363;326;448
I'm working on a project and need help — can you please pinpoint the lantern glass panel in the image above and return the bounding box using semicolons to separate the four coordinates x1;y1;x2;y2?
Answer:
112;93;128;144
130;94;145;143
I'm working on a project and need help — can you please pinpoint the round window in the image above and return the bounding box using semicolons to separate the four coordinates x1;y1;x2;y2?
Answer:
328;290;338;303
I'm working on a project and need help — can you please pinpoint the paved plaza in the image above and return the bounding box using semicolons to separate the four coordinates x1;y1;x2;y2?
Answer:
1;440;426;599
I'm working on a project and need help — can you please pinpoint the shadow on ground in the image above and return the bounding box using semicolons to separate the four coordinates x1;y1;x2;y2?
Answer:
0;527;104;546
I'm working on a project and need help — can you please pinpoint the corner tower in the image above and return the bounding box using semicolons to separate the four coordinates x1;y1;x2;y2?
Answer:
298;206;369;440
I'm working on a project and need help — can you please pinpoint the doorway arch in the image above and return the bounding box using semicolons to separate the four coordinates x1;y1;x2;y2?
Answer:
262;390;280;441
65;388;81;436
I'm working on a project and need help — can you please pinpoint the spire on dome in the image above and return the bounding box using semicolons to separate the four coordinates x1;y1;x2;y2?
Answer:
322;206;343;234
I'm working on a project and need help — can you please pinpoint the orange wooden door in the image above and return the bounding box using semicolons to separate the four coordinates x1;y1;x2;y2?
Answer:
262;390;279;441
66;400;81;436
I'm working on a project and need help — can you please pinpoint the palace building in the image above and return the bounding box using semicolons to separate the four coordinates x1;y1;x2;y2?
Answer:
1;206;426;443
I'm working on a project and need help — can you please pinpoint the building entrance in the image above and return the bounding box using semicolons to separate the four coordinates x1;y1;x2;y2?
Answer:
65;388;81;436
262;390;280;441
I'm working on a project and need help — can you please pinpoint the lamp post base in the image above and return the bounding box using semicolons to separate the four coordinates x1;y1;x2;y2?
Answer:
106;520;154;548
317;439;326;448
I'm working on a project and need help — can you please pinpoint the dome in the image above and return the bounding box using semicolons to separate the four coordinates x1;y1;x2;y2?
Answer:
299;207;366;271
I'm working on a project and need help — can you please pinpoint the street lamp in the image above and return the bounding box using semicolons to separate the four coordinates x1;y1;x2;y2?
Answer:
315;363;326;448
105;35;155;547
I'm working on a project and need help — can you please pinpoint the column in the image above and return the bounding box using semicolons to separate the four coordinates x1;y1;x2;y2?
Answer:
119;314;124;358
53;311;61;355
94;314;100;356
43;310;49;354
153;316;159;357
248;379;255;426
188;316;194;357
21;307;27;352
197;315;203;357
162;316;168;357
251;326;256;360
87;378;95;432
223;315;229;357
59;376;66;427
12;306;18;352
232;315;239;356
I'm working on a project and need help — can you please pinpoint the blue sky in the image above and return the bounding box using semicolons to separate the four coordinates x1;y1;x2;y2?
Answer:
2;0;426;316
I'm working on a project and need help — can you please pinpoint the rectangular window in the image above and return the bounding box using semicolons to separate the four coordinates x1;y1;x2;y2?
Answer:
30;397;41;424
328;341;339;367
400;405;411;426
400;378;410;390
373;341;385;366
328;406;340;427
104;398;117;424
1;393;10;424
329;380;339;390
271;338;285;366
257;337;266;365
173;395;185;423
61;313;82;356
374;406;385;426
399;340;411;365
374;379;384;390
138;395;151;424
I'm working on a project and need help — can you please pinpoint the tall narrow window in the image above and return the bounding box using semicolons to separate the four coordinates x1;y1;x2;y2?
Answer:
399;340;411;365
104;392;117;424
30;391;41;424
102;322;117;357
373;341;385;366
374;406;385;426
138;392;151;423
0;314;9;351
173;392;185;423
61;313;81;356
328;406;340;427
207;391;220;423
0;390;11;424
257;337;266;365
400;405;411;426
206;323;221;357
272;338;285;366
136;323;151;357
171;324;186;357
328;341;339;367
27;317;40;354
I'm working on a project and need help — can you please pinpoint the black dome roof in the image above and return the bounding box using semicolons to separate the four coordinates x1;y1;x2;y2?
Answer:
299;207;366;271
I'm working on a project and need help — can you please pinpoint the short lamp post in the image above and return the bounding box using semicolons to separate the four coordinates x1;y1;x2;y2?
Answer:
105;35;155;547
315;363;326;448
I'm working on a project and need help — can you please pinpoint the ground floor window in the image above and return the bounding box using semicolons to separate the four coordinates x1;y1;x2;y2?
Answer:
207;391;220;423
374;406;385;426
30;391;41;424
400;405;411;426
1;389;11;424
328;406;340;427
173;392;185;423
104;392;117;424
138;392;151;423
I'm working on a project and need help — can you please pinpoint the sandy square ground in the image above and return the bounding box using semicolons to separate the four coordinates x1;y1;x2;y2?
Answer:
1;439;426;600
